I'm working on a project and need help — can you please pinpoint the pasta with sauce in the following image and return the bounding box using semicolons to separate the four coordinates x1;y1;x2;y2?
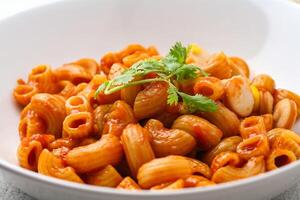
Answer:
14;42;300;190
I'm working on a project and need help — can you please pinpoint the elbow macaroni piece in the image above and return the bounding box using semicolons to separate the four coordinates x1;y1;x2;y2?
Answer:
65;95;91;115
193;77;224;101
18;140;43;171
38;149;83;183
86;165;123;187
210;152;241;174
117;177;141;190
274;89;300;116
236;134;270;159
239;116;266;139
18;111;46;139
228;57;250;78
29;94;66;138
212;156;265;183
171;115;222;150
150;179;185;190
28;65;58;93
137;155;211;189
266;149;297;171
66;134;123;173
102;100;136;136
93;104;112;137
202;136;242;165
273;98;297;129
145;119;196;157
224;76;254;117
13;84;38;106
252;74;276;93
63;112;93;139
184;175;216;187
200;102;241;137
134;82;168;120
203;52;233;79
121;124;155;177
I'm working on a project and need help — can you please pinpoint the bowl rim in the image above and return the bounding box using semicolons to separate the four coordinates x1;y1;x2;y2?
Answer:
1;0;300;197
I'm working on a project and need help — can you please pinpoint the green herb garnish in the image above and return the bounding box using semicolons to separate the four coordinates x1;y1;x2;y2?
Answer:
95;42;217;113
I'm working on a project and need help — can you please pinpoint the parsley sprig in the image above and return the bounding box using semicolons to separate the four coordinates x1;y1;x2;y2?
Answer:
95;42;217;113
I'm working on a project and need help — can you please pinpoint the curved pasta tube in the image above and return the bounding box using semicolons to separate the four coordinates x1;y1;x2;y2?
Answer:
150;179;184;190
172;115;223;150
108;63;126;80
193;77;224;100
228;57;250;78
75;58;99;76
86;165;123;187
266;149;297;171
270;135;300;158
118;44;147;59
63;112;93;139
100;52;121;74
102;100;136;137
210;152;241;174
212;156;265;183
137;155;211;189
66;134;123;173
145;119;196;157
274;89;300;115
262;114;273;131
224;76;254;117
13;84;38;106
122;52;149;67
236;134;270;159
18;140;43;171
28;65;58;93
184;175;216;187
203;52;233;79
30;94;66;138
54;63;92;85
48;138;79;150
267;128;300;146
65;95;91;115
93;104;112;137
57;81;77;99
117;177;141;190
18;112;46;139
258;90;274;114
202;136;242;165
121;124;155;177
200;102;240;137
239;116;266;139
252;74;275;93
38;149;83;183
273;98;297;129
120;84;142;107
134;82;168;120
153;111;180;128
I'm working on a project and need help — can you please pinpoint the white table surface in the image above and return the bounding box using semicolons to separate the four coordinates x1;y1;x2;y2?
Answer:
0;0;299;199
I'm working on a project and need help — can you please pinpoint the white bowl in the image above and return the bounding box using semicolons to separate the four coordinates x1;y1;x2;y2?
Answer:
0;0;300;199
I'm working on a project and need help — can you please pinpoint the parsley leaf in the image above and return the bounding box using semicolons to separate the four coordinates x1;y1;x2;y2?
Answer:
168;42;187;64
175;64;209;80
95;81;109;97
167;85;179;105
178;92;217;112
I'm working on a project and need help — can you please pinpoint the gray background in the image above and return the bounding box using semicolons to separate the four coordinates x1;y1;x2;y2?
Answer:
0;173;299;200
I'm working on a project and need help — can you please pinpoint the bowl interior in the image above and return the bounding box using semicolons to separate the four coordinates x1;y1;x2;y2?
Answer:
0;0;299;170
